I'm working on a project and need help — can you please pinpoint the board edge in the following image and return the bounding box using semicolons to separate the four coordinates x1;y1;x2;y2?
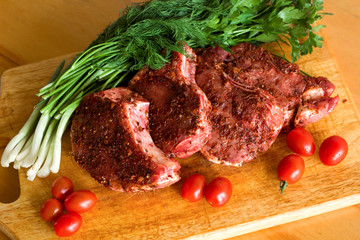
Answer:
185;194;360;240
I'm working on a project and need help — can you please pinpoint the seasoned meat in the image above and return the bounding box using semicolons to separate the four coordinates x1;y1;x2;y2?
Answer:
195;43;338;165
196;67;284;166
129;44;212;158
196;43;338;131
70;88;180;192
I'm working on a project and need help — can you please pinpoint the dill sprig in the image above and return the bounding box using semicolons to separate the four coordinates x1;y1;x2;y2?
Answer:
1;0;329;180
91;0;328;67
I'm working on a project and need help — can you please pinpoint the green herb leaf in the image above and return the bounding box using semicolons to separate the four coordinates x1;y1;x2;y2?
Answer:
278;7;305;23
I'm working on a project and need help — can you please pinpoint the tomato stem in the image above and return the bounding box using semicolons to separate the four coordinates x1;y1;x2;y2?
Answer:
280;180;288;194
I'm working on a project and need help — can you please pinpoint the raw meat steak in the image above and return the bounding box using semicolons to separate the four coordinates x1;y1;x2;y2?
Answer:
70;88;181;192
129;44;211;158
196;68;284;166
195;43;338;165
196;43;338;131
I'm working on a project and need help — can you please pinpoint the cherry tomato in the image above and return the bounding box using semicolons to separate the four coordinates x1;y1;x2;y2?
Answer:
181;174;206;203
51;177;74;202
286;127;315;156
319;135;348;166
54;212;82;237
277;154;305;194
64;190;97;214
204;177;232;207
40;198;63;222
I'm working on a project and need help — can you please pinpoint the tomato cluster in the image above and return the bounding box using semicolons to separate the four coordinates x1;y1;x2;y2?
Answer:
40;177;97;237
181;174;232;207
278;127;348;194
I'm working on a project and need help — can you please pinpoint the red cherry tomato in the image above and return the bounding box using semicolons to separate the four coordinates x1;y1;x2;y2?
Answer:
51;177;74;202
181;174;206;203
286;127;315;156
64;190;97;214
319;135;348;166
40;198;63;222
277;154;305;194
204;177;232;207
54;212;82;237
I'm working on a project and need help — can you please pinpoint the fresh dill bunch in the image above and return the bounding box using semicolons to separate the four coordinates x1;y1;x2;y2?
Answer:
91;0;329;68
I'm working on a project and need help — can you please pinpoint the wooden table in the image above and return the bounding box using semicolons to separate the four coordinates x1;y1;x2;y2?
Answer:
0;1;359;239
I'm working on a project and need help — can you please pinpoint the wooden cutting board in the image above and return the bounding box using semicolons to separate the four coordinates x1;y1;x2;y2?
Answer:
1;39;360;240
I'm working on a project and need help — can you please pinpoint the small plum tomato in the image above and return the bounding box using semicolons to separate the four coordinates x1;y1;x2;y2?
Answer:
54;212;82;237
64;190;97;214
181;174;206;203
51;176;74;202
286;127;315;156
40;198;63;222
277;154;305;194
319;135;348;166
204;177;232;207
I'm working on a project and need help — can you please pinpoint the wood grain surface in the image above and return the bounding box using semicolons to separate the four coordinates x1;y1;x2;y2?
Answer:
0;0;360;239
